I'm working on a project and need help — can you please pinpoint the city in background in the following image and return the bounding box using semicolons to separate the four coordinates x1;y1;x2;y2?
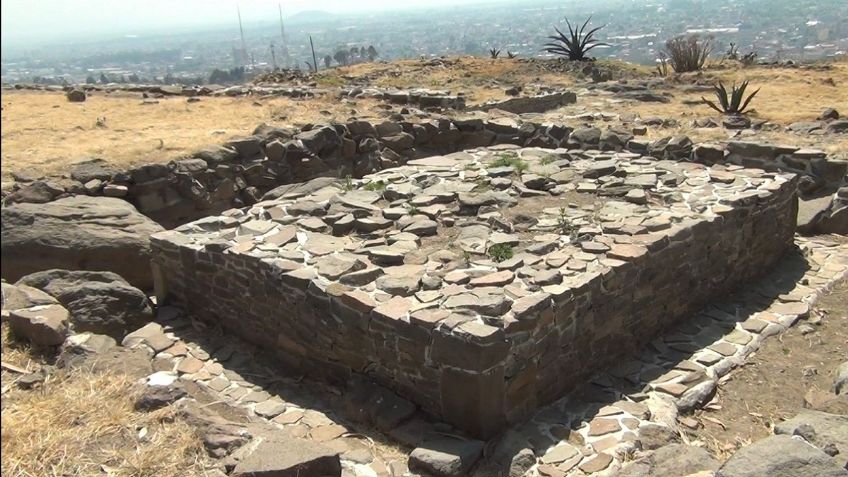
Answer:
1;0;846;84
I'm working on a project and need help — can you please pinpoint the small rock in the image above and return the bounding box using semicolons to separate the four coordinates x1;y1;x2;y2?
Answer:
134;383;187;411
818;108;840;121
66;89;86;102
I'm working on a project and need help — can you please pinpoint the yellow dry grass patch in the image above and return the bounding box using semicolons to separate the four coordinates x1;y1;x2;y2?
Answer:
620;61;848;127
1;325;208;477
0;91;379;178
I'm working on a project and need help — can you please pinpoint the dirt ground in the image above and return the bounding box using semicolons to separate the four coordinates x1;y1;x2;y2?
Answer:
0;92;384;179
691;278;848;459
2;57;846;181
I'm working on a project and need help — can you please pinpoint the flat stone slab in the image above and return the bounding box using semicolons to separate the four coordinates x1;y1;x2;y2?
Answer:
233;436;341;477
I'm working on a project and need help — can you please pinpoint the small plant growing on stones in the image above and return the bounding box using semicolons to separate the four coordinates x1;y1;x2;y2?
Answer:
488;243;514;263
474;177;492;192
462;250;472;265
491;152;529;174
489;48;502;59
364;180;386;191
701;80;759;115
543;17;608;61
342;175;355;191
405;203;420;216
539;154;558;165
557;207;580;243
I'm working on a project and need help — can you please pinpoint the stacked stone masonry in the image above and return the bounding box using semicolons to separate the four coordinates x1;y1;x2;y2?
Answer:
150;146;798;438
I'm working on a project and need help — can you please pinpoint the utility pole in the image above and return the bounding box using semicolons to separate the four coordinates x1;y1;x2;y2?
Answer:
237;5;248;66
309;35;318;72
278;4;291;68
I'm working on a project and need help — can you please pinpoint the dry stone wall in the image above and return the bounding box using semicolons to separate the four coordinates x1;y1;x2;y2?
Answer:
150;146;798;438
4;106;843;231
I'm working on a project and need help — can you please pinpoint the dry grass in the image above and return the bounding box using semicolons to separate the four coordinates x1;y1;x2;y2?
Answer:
1;325;209;477
0;91;380;179
619;62;848;127
2;56;846;180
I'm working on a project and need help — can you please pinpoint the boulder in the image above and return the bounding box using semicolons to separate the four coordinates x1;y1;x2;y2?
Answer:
798;192;848;235
194;145;238;165
233;437;341;477
7;304;70;346
5;180;63;204
409;438;485;477
716;434;847;477
615;444;720;477
225;136;263;159
135;382;188;411
262;177;339;201
296;126;340;155
17;269;153;339
70;158;117;183
775;409;848;468
1;282;57;312
637;423;681;450
57;332;118;368
1;196;164;289
827;120;848;133
836;361;848;396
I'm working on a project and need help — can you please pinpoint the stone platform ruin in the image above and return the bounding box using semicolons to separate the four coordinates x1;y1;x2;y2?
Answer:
150;146;798;438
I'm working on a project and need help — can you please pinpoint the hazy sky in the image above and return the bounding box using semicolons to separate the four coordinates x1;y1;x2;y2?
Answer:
1;0;499;44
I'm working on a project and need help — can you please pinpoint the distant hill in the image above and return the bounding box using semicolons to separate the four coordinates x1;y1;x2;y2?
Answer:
288;10;335;25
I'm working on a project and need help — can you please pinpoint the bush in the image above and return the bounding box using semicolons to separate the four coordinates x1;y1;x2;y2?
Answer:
488;244;514;263
490;152;529;174
702;80;760;115
542;17;608;61
663;35;713;72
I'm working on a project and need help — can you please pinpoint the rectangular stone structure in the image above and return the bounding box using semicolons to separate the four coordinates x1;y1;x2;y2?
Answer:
151;147;797;438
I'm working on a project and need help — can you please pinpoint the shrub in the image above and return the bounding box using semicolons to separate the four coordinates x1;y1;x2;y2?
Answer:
557;208;580;243
539;154;558;165
655;52;669;76
702;80;760;115
542;17;608;61
490;152;529;174
364;180;386;191
342;175;355;191
488;243;514;263
741;51;758;67
663;35;713;72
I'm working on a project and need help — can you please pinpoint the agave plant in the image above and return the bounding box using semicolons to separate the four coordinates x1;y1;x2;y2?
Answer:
542;17;608;61
507;51;518;59
701;80;760;115
489;48;501;59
